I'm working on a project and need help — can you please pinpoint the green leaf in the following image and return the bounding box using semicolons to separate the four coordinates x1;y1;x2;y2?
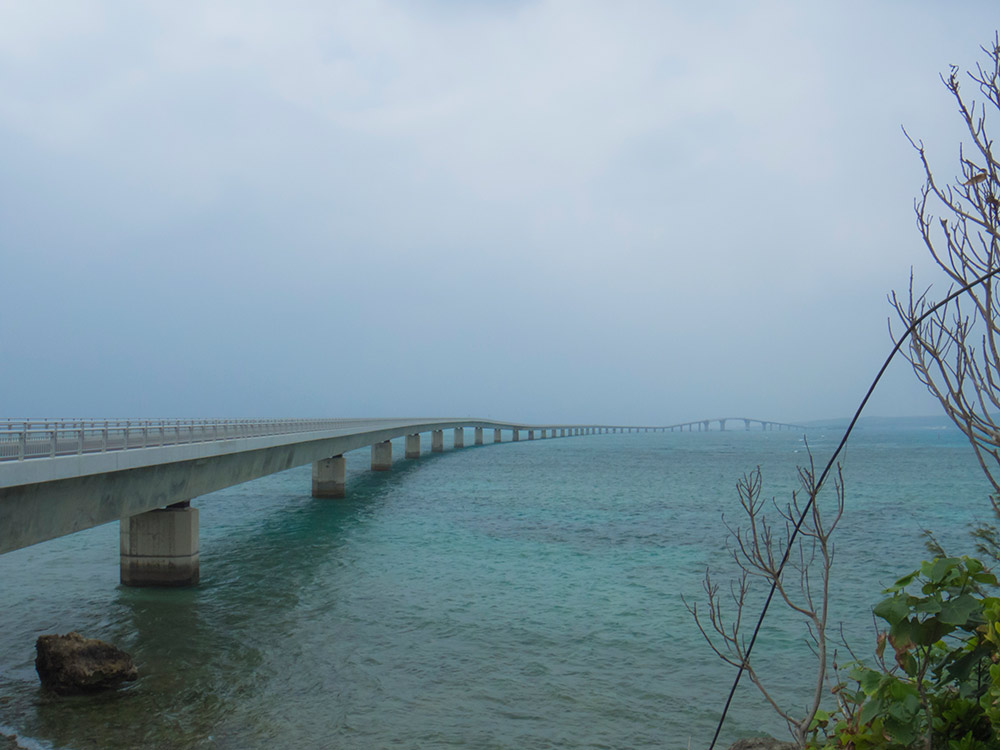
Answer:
885;714;918;745
887;570;919;592
900;615;954;645
859;668;882;696
914;596;944;614
875;595;911;625
972;571;999;586
859;697;881;725
927;557;963;585
940;593;982;625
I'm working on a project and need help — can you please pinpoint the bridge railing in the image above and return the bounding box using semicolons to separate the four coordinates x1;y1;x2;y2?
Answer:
0;419;398;462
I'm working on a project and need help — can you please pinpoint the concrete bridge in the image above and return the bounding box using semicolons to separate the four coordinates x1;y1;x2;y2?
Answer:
0;417;805;588
664;418;806;432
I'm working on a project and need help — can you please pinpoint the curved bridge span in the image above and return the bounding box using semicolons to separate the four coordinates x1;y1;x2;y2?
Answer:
665;417;806;432
0;417;805;587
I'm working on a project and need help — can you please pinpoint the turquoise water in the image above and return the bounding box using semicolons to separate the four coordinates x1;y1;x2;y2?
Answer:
0;425;993;749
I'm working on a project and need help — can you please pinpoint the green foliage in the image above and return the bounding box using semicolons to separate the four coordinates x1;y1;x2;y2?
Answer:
811;556;1000;749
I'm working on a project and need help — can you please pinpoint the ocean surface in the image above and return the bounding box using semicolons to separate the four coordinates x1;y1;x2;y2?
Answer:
0;421;995;749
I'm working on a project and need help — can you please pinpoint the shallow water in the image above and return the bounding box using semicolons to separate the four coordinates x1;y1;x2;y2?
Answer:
0;425;992;748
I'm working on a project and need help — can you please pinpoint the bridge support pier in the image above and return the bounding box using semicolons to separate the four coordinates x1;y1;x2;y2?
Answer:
432;430;444;452
475;427;484;445
513;429;520;442
120;503;199;587
405;434;421;459
312;455;346;497
494;428;502;443
528;430;535;440
455;427;464;449
372;440;392;471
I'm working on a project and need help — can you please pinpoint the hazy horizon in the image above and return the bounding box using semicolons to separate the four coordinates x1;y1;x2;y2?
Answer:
3;2;998;424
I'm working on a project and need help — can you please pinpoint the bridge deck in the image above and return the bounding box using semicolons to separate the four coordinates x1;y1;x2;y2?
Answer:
0;417;806;556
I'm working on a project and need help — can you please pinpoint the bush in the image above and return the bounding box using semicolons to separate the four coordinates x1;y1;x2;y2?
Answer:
811;557;1000;749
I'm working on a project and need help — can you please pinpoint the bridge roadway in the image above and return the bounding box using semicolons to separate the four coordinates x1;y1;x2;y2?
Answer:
0;417;806;588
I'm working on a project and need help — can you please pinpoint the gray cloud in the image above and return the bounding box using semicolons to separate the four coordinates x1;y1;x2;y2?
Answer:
1;0;996;422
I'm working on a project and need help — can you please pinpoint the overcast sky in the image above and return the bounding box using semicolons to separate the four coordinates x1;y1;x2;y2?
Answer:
1;1;997;424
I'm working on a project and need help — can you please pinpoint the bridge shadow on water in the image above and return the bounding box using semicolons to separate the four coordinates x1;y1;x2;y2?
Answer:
27;450;459;750
37;453;460;748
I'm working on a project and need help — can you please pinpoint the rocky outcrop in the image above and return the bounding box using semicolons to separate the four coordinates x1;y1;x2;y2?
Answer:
35;632;138;695
729;739;797;750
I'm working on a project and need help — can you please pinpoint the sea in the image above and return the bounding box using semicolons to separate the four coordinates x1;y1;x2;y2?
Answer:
0;419;994;750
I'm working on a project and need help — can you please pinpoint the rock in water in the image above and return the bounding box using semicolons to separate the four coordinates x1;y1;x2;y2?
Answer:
35;632;138;695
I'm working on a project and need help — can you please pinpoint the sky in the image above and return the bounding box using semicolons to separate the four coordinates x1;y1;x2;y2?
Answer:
1;0;998;424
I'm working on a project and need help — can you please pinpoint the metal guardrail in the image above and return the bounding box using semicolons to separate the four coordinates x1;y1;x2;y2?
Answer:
0;417;805;463
0;418;401;462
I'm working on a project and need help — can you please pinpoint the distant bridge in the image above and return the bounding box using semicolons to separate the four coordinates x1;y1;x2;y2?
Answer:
664;417;806;432
0;417;805;588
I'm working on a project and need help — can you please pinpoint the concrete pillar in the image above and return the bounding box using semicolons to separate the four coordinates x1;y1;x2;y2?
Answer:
372;440;392;471
528;430;535;440
475;427;484;445
405;434;421;459
454;427;465;449
494;428;502;443
120;504;199;587
513;429;520;442
719;419;727;431
432;430;444;452
744;419;751;431
312;455;346;497
541;429;547;439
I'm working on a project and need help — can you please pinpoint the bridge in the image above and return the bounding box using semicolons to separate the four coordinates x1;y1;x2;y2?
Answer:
0;417;805;588
664;418;806;432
